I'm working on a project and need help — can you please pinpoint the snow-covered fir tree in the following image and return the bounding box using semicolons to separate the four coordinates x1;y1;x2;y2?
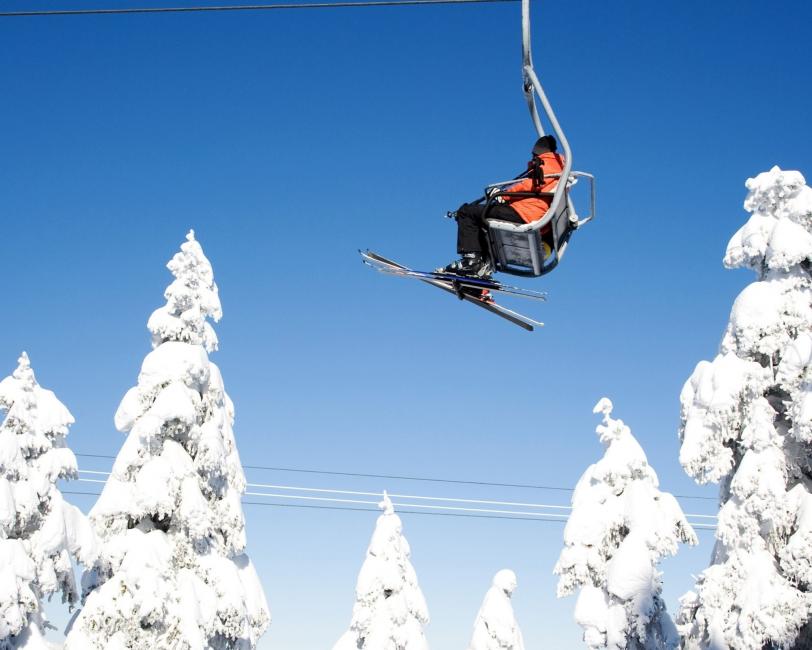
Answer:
0;352;96;649
65;231;269;650
554;398;697;650
467;569;524;650
677;167;812;650
333;492;430;650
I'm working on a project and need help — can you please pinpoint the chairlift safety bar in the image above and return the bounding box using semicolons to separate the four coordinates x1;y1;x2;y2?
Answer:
486;172;595;231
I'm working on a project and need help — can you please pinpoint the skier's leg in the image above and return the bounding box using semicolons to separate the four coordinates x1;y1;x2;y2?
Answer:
438;203;492;277
456;203;487;254
486;203;525;224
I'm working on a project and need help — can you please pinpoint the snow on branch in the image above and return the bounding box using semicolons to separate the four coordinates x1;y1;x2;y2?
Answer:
147;229;223;353
333;493;430;650
65;233;269;650
0;353;97;648
467;569;525;650
678;167;812;650
555;398;696;650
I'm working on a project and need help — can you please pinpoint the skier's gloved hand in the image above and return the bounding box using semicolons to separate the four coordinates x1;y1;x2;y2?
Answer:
486;187;505;203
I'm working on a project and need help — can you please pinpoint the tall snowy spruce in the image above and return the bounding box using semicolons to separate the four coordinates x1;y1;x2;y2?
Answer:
554;398;697;650
467;569;525;650
333;493;430;650
65;231;269;649
677;168;812;649
0;353;96;649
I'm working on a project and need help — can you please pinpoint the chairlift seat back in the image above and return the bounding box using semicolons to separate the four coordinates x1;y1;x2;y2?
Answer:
486;189;576;277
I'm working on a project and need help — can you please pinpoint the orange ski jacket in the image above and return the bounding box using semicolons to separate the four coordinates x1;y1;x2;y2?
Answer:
501;152;566;223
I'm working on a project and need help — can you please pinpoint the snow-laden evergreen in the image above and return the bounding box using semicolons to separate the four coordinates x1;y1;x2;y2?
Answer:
677;167;812;650
467;569;524;650
554;398;697;650
333;492;430;650
65;231;269;650
0;353;96;649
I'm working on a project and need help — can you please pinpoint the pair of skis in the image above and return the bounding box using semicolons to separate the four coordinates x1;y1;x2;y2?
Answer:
360;250;545;331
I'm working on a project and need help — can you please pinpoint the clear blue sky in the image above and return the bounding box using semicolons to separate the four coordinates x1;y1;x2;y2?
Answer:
2;0;812;647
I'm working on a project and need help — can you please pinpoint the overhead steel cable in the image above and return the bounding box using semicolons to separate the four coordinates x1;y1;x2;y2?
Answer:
57;490;574;523
243;490;573;518
73;476;574;518
243;500;569;522
76;453;576;491
61;490;718;529
78;469;573;509
247;482;575;510
241;465;578;493
0;0;519;18
73;471;719;522
74;453;717;501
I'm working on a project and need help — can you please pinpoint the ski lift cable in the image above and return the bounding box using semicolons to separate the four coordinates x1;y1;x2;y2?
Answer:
77;470;572;509
245;500;570;522
73;453;717;501
246;500;717;529
244;490;572;518
60;490;718;530
0;0;518;18
72;474;719;520
56;490;575;523
245;492;717;526
76;453;577;491
75;471;719;518
72;477;571;517
248;482;576;510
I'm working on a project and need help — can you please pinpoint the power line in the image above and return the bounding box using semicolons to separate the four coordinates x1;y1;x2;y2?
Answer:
0;0;518;18
73;472;718;524
61;490;717;529
244;500;564;522
75;470;718;519
58;490;570;523
248;482;575;510
243;490;573;519
244;464;581;493
78;470;574;510
73;452;717;501
73;477;573;519
75;453;574;491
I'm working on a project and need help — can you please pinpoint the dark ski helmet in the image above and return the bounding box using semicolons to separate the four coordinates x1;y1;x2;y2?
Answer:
532;135;557;155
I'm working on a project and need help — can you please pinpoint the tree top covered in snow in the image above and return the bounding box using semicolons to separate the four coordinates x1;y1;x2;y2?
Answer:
725;167;812;274
333;494;429;650
147;229;222;353
556;399;696;650
467;569;524;650
0;352;74;454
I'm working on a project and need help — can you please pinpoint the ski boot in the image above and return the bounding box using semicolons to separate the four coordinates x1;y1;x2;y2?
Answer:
437;253;493;279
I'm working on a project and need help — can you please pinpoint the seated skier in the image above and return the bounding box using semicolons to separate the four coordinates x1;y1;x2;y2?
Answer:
440;134;565;279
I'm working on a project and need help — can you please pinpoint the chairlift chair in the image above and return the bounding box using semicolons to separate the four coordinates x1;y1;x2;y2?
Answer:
482;0;596;278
